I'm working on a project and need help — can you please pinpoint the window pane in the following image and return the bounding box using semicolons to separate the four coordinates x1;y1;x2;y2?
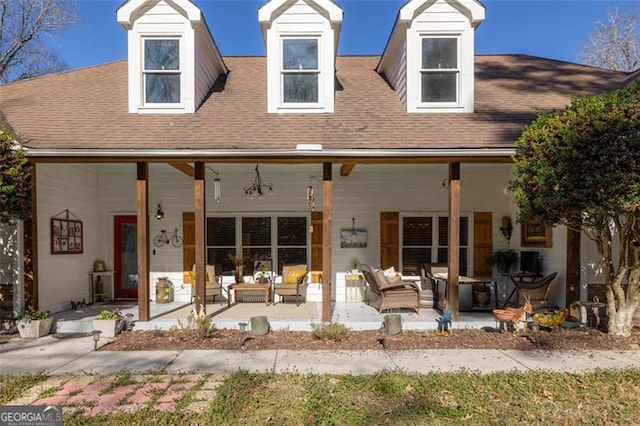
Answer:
207;248;236;276
145;74;180;103
207;217;235;246
421;72;456;102
422;38;457;69
278;217;307;246
438;217;469;245
145;39;179;70
283;74;318;103
242;248;272;274
283;39;318;70
402;248;431;276
242;217;271;246
277;248;307;274
403;217;432;246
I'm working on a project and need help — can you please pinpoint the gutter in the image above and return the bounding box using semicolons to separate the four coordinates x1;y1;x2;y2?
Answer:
24;148;516;159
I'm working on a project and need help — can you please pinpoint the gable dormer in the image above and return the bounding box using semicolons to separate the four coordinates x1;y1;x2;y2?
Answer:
259;0;342;113
117;0;227;114
377;0;484;113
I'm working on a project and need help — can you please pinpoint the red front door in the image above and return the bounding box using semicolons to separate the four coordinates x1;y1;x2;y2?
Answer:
114;215;138;299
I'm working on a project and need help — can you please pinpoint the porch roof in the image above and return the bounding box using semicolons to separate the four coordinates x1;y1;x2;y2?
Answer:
0;55;631;160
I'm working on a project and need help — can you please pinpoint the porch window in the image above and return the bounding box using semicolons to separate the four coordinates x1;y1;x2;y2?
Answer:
143;38;181;104
401;215;468;275
282;38;319;104
206;215;308;276
420;37;458;103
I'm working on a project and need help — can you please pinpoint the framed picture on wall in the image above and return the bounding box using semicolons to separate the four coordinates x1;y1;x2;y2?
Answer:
51;210;83;254
521;221;552;248
340;229;368;248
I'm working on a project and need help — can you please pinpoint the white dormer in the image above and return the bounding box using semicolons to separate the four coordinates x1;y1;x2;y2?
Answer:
377;0;484;113
117;0;227;114
259;0;343;113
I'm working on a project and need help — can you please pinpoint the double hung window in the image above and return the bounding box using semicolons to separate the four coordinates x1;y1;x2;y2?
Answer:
143;38;181;104
420;37;459;103
282;38;319;104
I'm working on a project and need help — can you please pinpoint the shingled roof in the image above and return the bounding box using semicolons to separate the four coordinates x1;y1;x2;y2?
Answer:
0;54;632;157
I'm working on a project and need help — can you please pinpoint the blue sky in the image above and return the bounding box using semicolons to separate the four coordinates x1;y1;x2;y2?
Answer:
59;0;637;71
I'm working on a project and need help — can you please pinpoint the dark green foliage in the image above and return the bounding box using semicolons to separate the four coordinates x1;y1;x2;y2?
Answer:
0;123;31;223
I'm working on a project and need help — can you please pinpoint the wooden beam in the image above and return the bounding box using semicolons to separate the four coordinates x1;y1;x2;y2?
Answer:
322;163;332;322
340;163;355;176
447;163;461;321
170;162;195;177
194;162;206;315
136;162;150;321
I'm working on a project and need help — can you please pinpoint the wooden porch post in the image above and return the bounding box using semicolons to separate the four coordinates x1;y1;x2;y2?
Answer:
448;163;461;320
322;163;332;322
194;162;206;315
136;162;150;321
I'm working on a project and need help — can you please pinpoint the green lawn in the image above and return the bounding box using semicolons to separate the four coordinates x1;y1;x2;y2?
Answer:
3;369;639;425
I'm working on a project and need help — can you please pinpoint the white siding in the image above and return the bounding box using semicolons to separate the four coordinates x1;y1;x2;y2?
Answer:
36;164;99;314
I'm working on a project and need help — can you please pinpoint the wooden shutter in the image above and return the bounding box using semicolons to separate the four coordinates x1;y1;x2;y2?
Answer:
473;212;492;276
182;212;195;284
380;212;399;269
311;211;323;271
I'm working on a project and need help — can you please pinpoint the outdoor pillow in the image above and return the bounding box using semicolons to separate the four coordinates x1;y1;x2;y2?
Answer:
284;268;307;285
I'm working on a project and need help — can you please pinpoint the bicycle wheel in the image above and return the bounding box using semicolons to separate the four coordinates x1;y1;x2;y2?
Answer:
153;234;166;247
171;235;184;248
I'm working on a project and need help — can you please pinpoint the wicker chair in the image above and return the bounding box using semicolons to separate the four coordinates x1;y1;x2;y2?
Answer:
360;264;420;313
273;264;309;306
517;272;557;310
190;264;227;305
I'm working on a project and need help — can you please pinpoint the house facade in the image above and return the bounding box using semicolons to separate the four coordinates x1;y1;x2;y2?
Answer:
1;0;637;322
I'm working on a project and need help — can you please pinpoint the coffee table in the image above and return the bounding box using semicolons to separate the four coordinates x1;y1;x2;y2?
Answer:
229;282;271;306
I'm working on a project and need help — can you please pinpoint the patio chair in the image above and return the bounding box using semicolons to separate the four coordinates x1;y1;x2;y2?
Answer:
517;272;557;311
273;264;309;306
190;264;226;305
360;264;420;313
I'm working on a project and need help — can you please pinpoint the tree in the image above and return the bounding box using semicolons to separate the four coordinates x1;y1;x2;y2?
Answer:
0;0;78;84
0;123;31;222
578;7;640;72
510;81;640;336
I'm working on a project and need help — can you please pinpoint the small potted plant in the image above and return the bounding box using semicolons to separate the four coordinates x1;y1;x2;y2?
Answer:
229;253;248;284
15;306;53;338
92;308;123;338
488;249;519;274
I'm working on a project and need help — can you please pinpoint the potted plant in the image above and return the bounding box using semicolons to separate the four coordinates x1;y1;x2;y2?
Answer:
488;249;519;273
228;253;248;284
92;308;123;338
15;307;53;338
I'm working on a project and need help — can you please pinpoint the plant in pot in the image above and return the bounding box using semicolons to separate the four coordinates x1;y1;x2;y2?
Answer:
229;253;248;284
488;249;519;274
15;306;53;338
93;308;124;338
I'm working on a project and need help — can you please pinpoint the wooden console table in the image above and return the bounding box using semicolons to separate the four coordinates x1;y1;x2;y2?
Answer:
229;283;271;306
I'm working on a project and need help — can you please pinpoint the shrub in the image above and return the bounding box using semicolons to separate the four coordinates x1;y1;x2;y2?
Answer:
311;322;350;341
171;306;218;339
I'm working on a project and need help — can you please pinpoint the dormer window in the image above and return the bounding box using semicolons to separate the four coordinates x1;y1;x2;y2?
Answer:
143;38;181;105
282;38;319;104
421;37;458;103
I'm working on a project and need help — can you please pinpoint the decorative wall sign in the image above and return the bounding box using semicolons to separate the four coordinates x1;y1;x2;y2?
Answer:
521;221;552;248
51;209;83;254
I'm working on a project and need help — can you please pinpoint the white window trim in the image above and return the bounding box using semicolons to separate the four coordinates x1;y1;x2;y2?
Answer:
279;36;323;110
418;35;461;109
140;36;185;110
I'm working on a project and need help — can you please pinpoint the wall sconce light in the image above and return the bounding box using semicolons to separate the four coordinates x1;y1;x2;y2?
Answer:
155;204;164;220
244;164;273;198
500;216;513;242
441;178;449;191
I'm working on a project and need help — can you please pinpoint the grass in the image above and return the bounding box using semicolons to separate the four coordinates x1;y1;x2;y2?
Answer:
3;369;640;424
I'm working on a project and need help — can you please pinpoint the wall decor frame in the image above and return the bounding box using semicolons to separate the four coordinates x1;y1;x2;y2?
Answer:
340;229;368;248
51;209;83;254
521;221;552;248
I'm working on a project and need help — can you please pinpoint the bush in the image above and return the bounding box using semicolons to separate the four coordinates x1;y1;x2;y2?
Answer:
171;306;218;339
311;322;350;341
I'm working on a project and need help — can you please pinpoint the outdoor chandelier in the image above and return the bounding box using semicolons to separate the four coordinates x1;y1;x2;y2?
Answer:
244;164;273;197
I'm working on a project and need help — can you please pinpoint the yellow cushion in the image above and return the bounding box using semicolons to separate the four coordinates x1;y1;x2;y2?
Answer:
284;268;307;285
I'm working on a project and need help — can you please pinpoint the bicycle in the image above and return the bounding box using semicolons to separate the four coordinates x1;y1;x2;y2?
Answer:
153;228;184;248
